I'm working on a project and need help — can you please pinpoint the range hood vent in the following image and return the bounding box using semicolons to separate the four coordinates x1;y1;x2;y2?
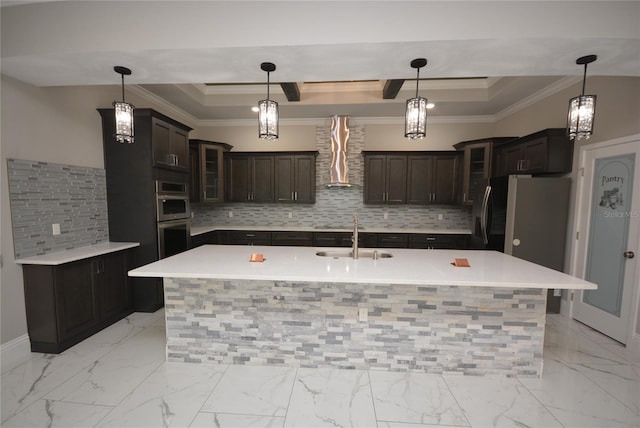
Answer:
327;115;351;188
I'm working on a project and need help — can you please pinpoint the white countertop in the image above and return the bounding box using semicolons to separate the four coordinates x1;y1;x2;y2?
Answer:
191;225;472;236
128;245;596;290
15;242;140;265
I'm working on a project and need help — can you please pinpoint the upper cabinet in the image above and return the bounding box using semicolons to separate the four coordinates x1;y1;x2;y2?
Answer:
226;153;275;203
363;153;408;204
454;137;517;205
274;152;318;204
493;129;574;176
151;116;191;171
406;153;461;205
189;140;233;203
363;151;460;205
225;152;317;204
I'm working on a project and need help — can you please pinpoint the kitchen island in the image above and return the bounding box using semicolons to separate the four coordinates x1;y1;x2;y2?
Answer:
129;245;596;377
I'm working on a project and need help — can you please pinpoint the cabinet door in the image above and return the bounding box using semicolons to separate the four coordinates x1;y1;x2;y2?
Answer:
501;144;524;175
99;252;129;321
462;142;491;205
189;146;200;202
407;155;432;204
54;259;99;341
522;138;547;172
227;155;250;202
294;155;316;203
170;127;189;168
275;155;295;202
386;155;408;203
151;118;171;167
201;144;224;202
432;155;459;205
364;155;387;203
252;155;274;202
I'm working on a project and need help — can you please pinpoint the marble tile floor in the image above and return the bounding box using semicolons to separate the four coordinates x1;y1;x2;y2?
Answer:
1;309;638;428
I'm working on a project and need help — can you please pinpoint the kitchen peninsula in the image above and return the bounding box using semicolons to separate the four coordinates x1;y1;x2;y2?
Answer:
129;245;596;377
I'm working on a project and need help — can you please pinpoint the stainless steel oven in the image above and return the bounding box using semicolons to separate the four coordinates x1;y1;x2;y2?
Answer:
158;219;190;259
156;180;190;258
156;180;190;222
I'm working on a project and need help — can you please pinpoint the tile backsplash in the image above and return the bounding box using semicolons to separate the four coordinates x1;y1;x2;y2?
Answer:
7;158;108;259
192;124;471;230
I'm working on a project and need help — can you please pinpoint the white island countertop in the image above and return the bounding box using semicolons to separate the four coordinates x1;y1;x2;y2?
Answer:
128;245;596;290
190;225;472;236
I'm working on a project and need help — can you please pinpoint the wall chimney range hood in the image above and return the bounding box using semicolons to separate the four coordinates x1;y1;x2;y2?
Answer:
327;115;352;188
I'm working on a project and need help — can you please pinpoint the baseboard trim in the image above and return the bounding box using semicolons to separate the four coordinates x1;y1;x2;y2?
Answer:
628;332;640;364
1;334;31;373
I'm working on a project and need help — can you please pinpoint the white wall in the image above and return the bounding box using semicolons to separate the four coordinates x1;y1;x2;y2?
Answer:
0;75;197;355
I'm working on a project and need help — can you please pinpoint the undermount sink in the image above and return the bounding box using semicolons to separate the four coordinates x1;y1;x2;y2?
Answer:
315;250;393;259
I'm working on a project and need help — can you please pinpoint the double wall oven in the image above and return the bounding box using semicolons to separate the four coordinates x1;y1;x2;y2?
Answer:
156;180;191;258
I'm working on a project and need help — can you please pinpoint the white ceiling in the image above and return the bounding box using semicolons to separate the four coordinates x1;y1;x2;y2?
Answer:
2;0;639;122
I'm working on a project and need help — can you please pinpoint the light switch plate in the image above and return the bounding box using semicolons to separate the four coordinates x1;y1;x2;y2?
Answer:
358;308;368;322
52;223;60;235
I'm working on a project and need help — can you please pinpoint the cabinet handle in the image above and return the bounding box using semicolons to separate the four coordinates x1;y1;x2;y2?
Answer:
463;193;466;203
294;191;298;201
426;237;436;241
246;234;255;237
291;192;294;200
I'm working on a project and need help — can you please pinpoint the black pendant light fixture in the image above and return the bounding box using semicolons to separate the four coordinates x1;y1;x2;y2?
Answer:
258;62;279;140
404;58;428;140
567;55;597;141
113;66;134;144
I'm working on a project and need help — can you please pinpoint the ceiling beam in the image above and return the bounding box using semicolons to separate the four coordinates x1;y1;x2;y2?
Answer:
280;82;300;102
383;79;404;99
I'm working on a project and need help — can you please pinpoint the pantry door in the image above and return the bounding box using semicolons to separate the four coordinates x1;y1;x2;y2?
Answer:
572;135;640;344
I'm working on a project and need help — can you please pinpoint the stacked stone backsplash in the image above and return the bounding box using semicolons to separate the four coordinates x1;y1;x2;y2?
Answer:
7;158;109;259
192;123;471;230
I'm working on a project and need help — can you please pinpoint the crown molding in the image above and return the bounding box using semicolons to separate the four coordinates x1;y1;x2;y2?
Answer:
127;85;200;126
494;76;581;121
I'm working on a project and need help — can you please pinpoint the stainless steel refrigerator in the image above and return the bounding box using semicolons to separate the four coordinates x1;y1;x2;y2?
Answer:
471;175;572;312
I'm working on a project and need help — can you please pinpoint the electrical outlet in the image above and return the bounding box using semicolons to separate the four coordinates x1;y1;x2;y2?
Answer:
383;212;388;220
358;308;368;322
52;223;60;235
228;211;233;218
553;289;562;297
438;214;443;220
288;212;293;219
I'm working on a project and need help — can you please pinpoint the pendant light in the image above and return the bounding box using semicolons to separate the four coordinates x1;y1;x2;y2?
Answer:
404;58;428;140
567;55;597;141
113;66;134;144
258;62;279;140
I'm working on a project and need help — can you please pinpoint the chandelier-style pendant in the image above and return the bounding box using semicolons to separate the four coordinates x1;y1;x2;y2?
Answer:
567;55;597;141
259;62;279;140
113;66;134;144
405;58;428;140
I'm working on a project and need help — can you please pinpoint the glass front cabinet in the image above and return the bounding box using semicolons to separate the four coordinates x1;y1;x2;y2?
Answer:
189;140;233;203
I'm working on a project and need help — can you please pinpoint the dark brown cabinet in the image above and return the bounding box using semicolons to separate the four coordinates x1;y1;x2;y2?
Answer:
22;250;133;353
494;129;574;176
99;108;192;313
151;117;190;171
274;153;317;204
376;233;409;248
409;233;469;249
406;153;461;205
453;137;516;205
190;231;218;248
226;153;275;203
271;231;314;246
218;230;271;245
363;153;407;204
189;140;233;203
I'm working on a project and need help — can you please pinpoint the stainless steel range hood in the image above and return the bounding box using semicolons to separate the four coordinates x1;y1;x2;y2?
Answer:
327;115;352;187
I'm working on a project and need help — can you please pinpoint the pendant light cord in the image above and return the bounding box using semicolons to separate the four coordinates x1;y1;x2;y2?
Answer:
121;73;126;103
415;67;420;98
266;71;270;101
581;63;588;96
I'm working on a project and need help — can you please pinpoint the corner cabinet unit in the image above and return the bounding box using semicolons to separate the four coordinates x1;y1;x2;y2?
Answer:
21;249;134;353
274;153;318;204
363;151;461;205
189;140;233;203
453;137;517;205
98;108;192;312
493;129;574;177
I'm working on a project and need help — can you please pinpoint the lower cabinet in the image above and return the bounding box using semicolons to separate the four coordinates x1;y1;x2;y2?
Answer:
190;231;218;248
22;250;133;353
217;230;271;245
271;231;313;246
409;234;469;249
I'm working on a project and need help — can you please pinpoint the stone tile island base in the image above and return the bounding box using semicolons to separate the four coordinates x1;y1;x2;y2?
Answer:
164;278;546;377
